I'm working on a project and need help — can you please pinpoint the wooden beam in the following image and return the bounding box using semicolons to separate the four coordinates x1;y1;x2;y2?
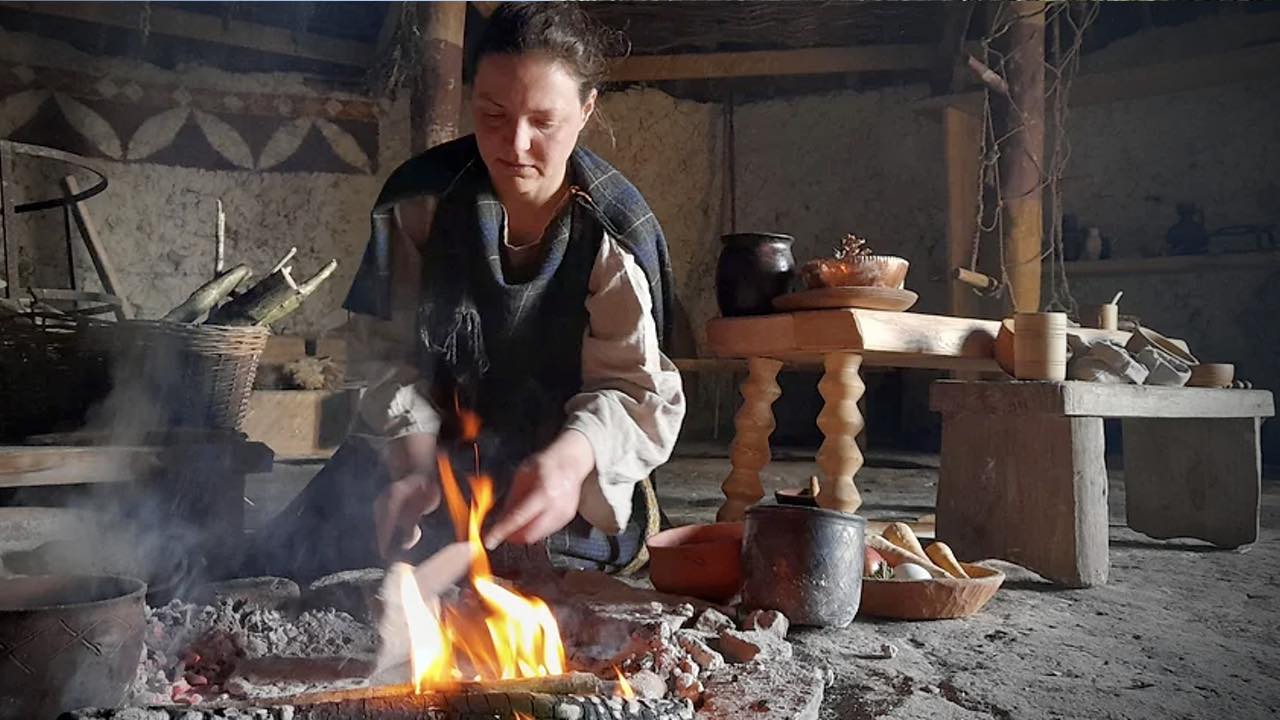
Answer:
916;42;1280;115
471;1;501;17
7;2;374;67
411;2;466;153
944;106;982;318
612;44;936;82
992;2;1045;313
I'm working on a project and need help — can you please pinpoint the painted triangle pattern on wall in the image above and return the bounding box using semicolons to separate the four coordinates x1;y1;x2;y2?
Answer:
0;62;380;174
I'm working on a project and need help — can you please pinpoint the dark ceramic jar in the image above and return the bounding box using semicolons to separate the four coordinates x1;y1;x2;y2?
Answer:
715;233;796;316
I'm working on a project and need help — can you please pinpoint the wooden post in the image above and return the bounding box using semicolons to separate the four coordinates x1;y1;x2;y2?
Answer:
992;1;1046;313
410;2;466;153
944;106;982;318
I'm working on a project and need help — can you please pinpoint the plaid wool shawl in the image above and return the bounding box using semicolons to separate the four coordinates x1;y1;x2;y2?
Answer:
344;135;673;352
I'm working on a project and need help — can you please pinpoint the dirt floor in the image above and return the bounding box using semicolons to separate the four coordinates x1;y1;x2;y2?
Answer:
240;446;1280;720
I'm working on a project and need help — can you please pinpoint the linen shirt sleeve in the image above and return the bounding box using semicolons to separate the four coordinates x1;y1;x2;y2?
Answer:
564;234;687;534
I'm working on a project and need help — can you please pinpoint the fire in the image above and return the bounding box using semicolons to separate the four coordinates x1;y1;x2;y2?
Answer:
398;448;566;692
613;666;636;700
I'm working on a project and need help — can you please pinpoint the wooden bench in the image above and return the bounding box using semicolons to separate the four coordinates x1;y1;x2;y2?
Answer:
930;380;1275;587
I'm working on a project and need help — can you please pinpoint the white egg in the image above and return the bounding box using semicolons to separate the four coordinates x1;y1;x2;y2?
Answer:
893;563;933;581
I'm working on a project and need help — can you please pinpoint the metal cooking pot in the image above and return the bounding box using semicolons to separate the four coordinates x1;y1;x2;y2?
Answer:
0;575;146;720
741;504;865;627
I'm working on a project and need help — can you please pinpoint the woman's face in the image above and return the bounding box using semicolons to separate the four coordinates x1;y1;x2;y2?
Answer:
472;53;595;203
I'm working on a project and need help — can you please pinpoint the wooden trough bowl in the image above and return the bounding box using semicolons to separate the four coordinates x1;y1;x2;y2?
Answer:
858;563;1004;620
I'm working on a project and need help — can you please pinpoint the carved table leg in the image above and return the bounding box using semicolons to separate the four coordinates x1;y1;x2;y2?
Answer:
816;353;865;514
717;357;784;522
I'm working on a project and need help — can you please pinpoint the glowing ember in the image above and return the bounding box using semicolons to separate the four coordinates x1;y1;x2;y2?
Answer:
613;666;636;700
399;448;567;692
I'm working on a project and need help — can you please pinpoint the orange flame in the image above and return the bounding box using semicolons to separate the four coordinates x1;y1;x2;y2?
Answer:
613;666;636;700
400;449;566;691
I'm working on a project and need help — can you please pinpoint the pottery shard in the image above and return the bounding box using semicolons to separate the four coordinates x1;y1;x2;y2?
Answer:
692;607;736;635
674;630;725;672
742;609;790;640
715;629;793;664
302;568;384;622
627;669;668;700
700;660;825;720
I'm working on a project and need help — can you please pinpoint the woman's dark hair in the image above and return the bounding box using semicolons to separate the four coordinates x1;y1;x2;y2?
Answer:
473;2;624;102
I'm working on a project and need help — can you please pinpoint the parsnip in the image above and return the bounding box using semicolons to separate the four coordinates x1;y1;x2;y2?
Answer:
925;541;970;579
882;521;928;558
866;536;950;578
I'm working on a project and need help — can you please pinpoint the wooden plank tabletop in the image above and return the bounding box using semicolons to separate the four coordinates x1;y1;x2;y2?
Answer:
931;380;1275;419
706;309;1134;372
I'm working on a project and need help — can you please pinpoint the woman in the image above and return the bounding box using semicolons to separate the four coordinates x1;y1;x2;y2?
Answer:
246;2;685;582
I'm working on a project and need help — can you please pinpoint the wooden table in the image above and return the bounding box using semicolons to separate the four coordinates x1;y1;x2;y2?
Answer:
704;308;1130;521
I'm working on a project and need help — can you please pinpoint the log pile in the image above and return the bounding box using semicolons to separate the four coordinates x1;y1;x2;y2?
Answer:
161;247;337;329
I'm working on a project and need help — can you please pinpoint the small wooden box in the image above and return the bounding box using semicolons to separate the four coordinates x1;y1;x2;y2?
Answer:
243;389;359;460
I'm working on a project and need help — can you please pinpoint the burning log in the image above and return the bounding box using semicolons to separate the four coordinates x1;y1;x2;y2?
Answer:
60;690;694;720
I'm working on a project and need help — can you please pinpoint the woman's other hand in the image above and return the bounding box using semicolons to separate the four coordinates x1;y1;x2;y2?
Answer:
484;430;595;548
373;473;441;560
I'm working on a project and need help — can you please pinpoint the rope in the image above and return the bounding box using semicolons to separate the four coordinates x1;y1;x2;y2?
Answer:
969;2;1099;309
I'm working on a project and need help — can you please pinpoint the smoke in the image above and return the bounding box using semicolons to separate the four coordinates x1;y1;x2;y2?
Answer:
3;323;239;603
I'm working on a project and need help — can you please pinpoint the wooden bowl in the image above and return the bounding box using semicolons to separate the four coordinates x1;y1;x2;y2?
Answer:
858;562;1004;620
646;522;744;603
1125;326;1198;365
800;255;909;290
1188;363;1235;388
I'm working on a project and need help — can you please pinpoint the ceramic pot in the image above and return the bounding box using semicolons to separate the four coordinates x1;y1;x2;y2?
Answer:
741;505;865;628
715;233;796;316
0;575;146;720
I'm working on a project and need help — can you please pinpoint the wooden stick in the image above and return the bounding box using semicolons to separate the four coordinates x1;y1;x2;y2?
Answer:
276;672;603;706
215;199;226;275
966;54;1010;96
62;175;130;320
951;267;1000;292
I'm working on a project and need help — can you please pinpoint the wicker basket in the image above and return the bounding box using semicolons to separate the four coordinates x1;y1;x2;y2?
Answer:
0;318;117;441
0;318;269;441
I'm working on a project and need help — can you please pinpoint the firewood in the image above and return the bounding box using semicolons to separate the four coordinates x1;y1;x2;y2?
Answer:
208;259;338;328
277;672;603;705
162;264;252;323
58;690;694;720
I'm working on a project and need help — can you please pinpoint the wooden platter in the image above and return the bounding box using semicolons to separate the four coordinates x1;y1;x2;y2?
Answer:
773;286;918;312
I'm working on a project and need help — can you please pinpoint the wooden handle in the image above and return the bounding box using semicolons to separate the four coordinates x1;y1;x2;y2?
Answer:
951;267;999;292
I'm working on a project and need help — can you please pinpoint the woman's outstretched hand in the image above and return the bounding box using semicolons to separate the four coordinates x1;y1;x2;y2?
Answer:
373;473;441;560
484;430;595;549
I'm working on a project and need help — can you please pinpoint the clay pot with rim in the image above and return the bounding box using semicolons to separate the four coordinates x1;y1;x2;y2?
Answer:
646;521;744;603
715;233;796;316
0;574;146;720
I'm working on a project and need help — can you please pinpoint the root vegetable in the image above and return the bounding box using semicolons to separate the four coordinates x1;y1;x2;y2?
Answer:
866;536;950;578
882;522;928;559
925;541;970;579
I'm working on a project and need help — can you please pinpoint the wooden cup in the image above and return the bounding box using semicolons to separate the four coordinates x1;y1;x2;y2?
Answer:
1087;303;1118;331
1013;312;1067;381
